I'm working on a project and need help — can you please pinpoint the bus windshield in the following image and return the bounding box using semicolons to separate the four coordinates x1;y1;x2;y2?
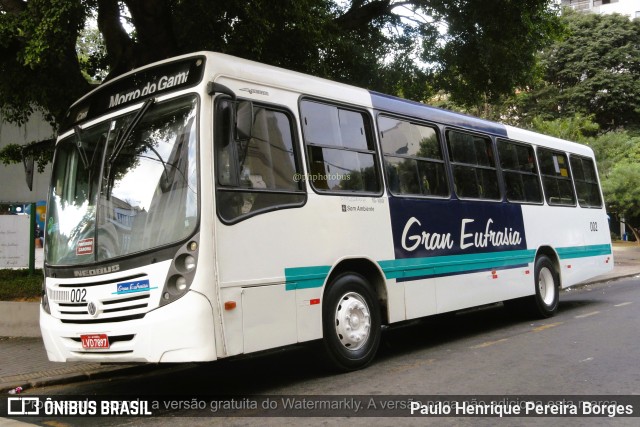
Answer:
46;95;199;266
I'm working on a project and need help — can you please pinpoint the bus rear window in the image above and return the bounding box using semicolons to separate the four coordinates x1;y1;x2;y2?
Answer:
570;155;602;208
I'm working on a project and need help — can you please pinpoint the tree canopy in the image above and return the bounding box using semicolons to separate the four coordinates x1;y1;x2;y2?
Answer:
517;10;640;132
0;0;561;131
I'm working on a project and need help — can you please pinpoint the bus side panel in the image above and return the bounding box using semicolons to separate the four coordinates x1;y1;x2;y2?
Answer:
295;287;324;342
436;265;533;314
242;284;297;354
219;287;244;356
404;279;437;320
521;204;612;288
385;197;531;314
215;194;397;350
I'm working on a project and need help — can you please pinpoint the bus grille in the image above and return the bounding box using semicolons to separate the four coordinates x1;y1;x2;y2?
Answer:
48;275;152;324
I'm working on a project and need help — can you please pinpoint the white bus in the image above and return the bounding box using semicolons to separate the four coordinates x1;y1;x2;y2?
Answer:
40;52;612;371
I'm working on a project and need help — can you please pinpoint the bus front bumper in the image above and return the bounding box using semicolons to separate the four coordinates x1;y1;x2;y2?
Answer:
40;290;217;363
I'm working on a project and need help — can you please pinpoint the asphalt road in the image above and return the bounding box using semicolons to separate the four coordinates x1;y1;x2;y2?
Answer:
8;275;640;426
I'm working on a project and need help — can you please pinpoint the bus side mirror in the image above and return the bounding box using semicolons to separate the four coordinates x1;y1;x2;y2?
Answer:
22;151;34;191
235;100;253;140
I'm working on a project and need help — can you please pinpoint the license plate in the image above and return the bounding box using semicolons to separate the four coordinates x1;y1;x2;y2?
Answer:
81;334;110;349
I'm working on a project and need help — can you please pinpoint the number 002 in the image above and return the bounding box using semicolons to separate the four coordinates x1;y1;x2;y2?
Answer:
71;289;86;302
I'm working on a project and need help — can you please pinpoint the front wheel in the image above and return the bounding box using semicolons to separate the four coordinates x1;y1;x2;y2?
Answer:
531;255;559;318
322;273;381;372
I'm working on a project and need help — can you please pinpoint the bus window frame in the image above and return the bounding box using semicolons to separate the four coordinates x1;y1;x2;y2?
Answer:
299;97;383;197
496;138;545;206
214;96;307;225
568;153;604;209
536;146;577;207
376;113;451;200
444;128;502;202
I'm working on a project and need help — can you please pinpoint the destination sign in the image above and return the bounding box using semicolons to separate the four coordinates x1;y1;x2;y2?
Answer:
62;56;205;131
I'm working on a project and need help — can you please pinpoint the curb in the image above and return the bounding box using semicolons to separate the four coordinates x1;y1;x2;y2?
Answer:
0;363;176;394
0;301;40;338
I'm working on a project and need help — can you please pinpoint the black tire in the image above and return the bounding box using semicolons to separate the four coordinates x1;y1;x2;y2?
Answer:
530;255;560;318
322;273;381;372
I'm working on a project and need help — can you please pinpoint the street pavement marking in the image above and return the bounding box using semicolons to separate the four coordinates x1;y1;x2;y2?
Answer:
470;338;508;349
579;357;594;363
575;311;600;319
614;302;633;307
43;421;73;427
388;358;436;374
532;322;563;332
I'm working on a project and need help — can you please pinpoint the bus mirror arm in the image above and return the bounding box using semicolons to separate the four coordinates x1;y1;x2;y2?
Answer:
22;148;34;191
207;82;253;140
207;82;236;100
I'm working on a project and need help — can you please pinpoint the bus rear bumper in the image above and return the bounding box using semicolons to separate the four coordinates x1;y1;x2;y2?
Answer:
40;290;217;363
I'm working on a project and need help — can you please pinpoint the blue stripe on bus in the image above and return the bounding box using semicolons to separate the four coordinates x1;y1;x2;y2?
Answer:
369;91;508;137
283;244;612;290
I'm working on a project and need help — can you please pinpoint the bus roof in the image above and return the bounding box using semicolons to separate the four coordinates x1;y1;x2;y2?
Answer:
66;51;595;157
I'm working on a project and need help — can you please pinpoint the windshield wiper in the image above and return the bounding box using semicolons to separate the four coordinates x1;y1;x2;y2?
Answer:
74;126;90;170
108;98;155;164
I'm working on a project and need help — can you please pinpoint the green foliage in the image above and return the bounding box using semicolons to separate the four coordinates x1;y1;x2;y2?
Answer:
0;0;563;170
529;114;600;143
431;0;562;108
522;11;640;132
0;269;43;301
0;139;55;173
587;131;640;176
601;163;640;221
0;1;564;126
587;130;640;224
0;0;89;126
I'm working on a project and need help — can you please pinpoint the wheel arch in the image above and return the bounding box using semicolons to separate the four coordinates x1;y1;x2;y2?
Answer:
324;257;389;325
535;245;562;288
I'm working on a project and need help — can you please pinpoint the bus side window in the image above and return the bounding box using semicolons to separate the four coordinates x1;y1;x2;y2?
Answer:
214;100;305;223
497;139;543;204
300;100;381;194
537;147;576;206
570;155;602;208
378;116;449;198
446;130;500;200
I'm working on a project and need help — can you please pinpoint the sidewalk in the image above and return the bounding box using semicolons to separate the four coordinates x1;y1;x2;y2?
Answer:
1;242;639;394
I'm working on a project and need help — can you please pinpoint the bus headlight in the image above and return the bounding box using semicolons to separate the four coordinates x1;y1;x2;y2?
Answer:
167;274;188;294
160;234;199;306
176;254;197;273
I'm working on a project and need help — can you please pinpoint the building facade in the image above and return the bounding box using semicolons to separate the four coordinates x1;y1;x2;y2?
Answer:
561;0;640;19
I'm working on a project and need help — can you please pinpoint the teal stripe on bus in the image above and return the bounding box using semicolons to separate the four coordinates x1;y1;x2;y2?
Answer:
378;249;536;280
283;244;611;290
556;243;612;260
284;265;331;291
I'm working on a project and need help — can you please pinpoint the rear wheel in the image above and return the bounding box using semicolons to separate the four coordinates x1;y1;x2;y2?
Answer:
322;273;381;371
531;255;559;318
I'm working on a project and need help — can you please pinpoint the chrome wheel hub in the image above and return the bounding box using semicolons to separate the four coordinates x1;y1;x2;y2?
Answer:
334;292;371;351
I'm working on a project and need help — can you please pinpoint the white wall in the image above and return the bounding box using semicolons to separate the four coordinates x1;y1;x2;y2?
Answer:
0;111;54;203
0;215;30;268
